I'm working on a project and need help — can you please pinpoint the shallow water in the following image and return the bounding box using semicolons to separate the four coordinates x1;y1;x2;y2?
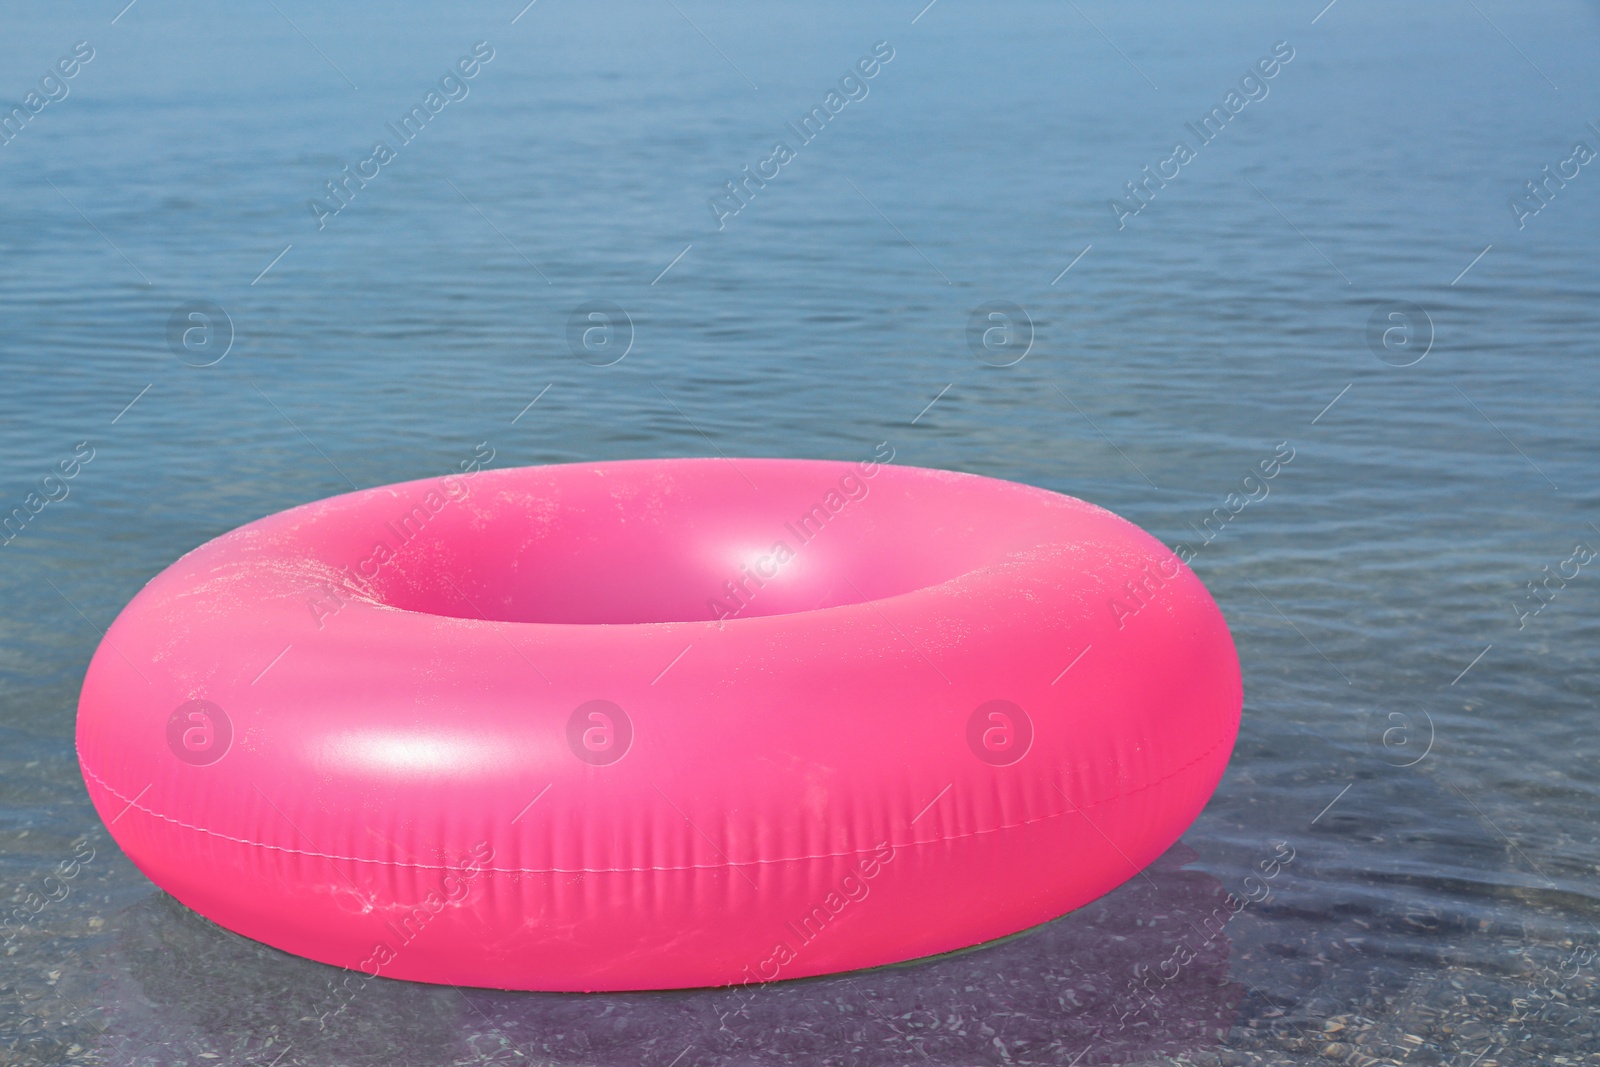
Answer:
3;0;1599;1063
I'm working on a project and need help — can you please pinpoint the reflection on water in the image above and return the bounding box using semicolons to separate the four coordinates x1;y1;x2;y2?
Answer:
70;846;1243;1066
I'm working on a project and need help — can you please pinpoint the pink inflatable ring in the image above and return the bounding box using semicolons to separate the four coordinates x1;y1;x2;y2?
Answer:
77;456;1240;992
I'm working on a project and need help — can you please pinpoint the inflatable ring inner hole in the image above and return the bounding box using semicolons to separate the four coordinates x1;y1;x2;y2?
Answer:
344;462;1018;625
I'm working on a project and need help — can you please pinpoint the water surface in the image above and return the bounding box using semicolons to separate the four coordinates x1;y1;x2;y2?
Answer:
3;1;1598;1063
